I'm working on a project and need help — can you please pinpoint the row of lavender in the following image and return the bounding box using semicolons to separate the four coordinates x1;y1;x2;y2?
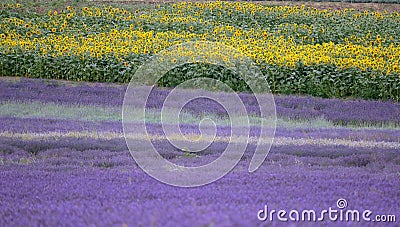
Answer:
1;117;400;142
1;135;399;226
1;78;399;125
1;134;400;167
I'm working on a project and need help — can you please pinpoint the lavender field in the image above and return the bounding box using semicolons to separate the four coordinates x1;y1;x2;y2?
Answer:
0;77;399;226
1;0;400;225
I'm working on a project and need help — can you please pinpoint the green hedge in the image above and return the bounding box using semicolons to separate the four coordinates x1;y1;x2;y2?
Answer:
2;53;397;101
161;62;400;101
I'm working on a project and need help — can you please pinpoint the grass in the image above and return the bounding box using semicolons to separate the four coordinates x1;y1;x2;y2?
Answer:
1;100;399;129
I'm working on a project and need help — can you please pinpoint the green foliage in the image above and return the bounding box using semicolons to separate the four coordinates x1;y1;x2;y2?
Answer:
0;52;398;101
158;62;399;100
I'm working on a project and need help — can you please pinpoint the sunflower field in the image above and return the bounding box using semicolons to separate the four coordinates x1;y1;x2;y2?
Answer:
0;1;399;100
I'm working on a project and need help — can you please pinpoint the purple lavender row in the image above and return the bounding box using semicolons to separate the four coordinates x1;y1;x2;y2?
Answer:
0;143;399;226
1;135;399;167
1;78;399;124
1;117;399;142
3;167;396;226
0;78;126;106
